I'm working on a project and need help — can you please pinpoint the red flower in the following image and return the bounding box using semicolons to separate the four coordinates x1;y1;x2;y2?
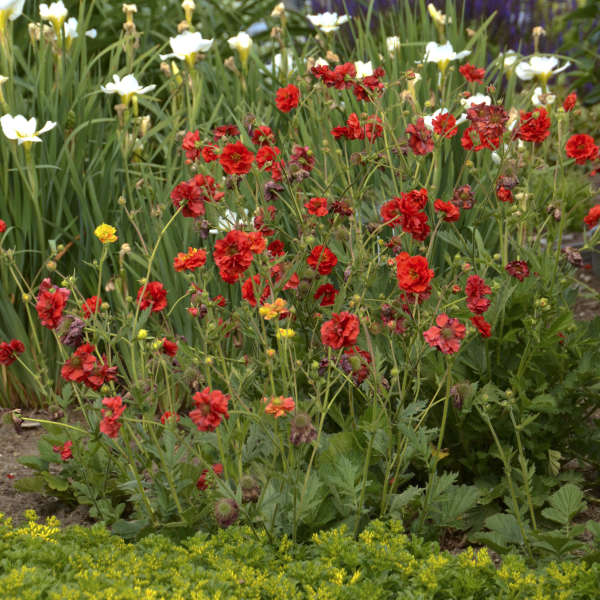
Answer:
0;339;25;366
305;197;329;216
400;212;430;241
241;274;270;307
506;260;530;281
171;174;224;219
395;252;434;294
248;231;267;254
160;411;180;424
275;84;300;113
307;245;338;275
563;93;577;112
311;62;356;89
0;219;7;233
196;463;223;490
189;387;230;432
173;247;207;272
452;184;475;209
182;130;201;162
213;124;240;141
381;198;402;227
100;396;126;438
213;230;254;283
61;343;117;390
321;312;360;349
256;145;281;169
264;395;296;418
471;315;492;338
267;239;285;257
516;107;551;143
433;199;460;222
467;103;508;145
314;283;339;307
161;338;178;357
565;134;599;165
52;440;73;461
459;63;485;83
353;68;385;102
252;125;276;146
137;281;167;313
496;186;513;203
201;144;219;162
465;275;491;314
219;141;255;175
35;278;70;330
405;118;434;155
423;314;466;355
584;205;600;228
432;113;458;138
82;296;101;319
289;145;315;172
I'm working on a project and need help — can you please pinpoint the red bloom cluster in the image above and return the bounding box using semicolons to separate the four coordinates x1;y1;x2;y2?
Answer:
465;275;491;314
173;247;207;272
305;197;328;216
219;141;255;175
161;338;178;357
189;387;230;431
506;260;530;281
53;440;73;461
459;63;485;83
516;107;551;143
0;219;6;233
353;67;386;101
406;118;434;155
434;199;460;222
82;296;100;319
171;173;224;219
314;283;338;307
321;311;360;349
462;103;508;151
331;113;383;142
311;62;385;101
100;396;126;438
182;130;201;163
432;113;458;138
137;281;167;313
213;229;264;283
275;84;300;113
565;134;599;165
395;252;434;295
241;273;270;307
496;185;513;203
471;315;492;338
424;314;466;355
61;343;118;390
255;145;284;180
381;189;430;241
36;278;70;330
563;93;577;112
251;125;276;146
213;124;240;141
340;345;372;384
307;245;338;275
196;463;223;490
584;205;600;228
0;339;25;366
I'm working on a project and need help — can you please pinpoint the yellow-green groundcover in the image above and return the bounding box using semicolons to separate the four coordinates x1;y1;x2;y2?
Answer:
1;512;598;599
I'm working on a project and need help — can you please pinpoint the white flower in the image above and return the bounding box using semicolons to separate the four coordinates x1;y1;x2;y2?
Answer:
265;52;294;75
0;0;25;23
386;36;401;54
515;55;570;84
314;57;328;67
0;74;8;84
228;31;252;52
354;60;373;79
0;114;56;144
39;1;68;31
159;31;213;64
422;108;467;131
307;12;349;34
501;50;518;70
209;208;248;234
63;17;97;41
101;74;156;106
460;93;491;109
427;3;450;26
422;41;470;73
531;86;555;106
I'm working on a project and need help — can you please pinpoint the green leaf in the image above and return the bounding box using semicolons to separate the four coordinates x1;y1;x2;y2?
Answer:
13;475;48;494
389;486;422;519
541;484;586;526
42;472;69;492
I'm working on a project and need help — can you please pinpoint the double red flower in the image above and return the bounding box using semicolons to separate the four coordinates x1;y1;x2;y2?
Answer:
0;339;25;366
189;387;230;432
565;134;599;165
321;312;360;349
100;396;126;438
137;281;167;313
275;84;300;113
307;245;338;275
395;253;434;294
171;173;224;219
219;141;255;175
61;343;118;390
36;278;70;330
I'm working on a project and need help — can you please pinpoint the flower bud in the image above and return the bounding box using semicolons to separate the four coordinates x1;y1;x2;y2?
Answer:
214;498;239;528
137;329;148;340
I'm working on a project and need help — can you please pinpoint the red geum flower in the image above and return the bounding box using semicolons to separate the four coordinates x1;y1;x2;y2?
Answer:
289;145;315;172
321;311;360;349
434;199;460;222
182;130;201;162
256;145;281;169
219;141;255;175
137;281;167;313
314;283;339;307
506;260;530;281
471;315;492;338
213;124;240;141
213;230;254;283
563;93;577;112
496;186;513;203
452;184;475;209
340;345;372;384
565;134;599;165
305;197;329;216
584;205;600;228
267;239;285;257
467;103;508;144
252;125;276;146
82;296;101;319
196;463;223;490
395;252;434;294
100;396;126;438
201;144;219;163
307;245;338;275
380;198;403;227
36;278;70;330
0;339;25;366
264;395;295;418
171;173;224;219
400;212;430;242
241;274;271;307
465;275;491;315
161;338;178;357
311;62;356;89
432;113;458;138
53;440;73;461
353;67;385;102
189;387;230;432
61;343;117;390
459;63;485;83
405;118;434;155
423;313;466;355
516;107;551;143
160;411;180;425
275;84;300;113
0;219;6;233
173;247;207;272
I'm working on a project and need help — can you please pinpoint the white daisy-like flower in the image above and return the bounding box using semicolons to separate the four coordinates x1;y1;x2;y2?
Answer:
531;86;556;106
354;60;373;79
228;32;252;69
422;41;470;73
101;74;156;106
307;12;349;34
39;1;68;33
460;93;492;109
386;36;401;54
0;0;25;23
159;31;213;65
501;50;518;70
265;52;294;75
63;17;97;42
423;108;467;131
515;55;570;85
209;208;249;234
0;114;56;144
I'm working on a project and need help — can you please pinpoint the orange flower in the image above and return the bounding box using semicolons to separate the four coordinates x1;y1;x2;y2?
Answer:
263;395;295;418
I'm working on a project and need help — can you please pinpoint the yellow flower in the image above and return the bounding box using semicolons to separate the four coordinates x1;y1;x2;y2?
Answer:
259;298;288;320
276;328;295;339
94;223;118;244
